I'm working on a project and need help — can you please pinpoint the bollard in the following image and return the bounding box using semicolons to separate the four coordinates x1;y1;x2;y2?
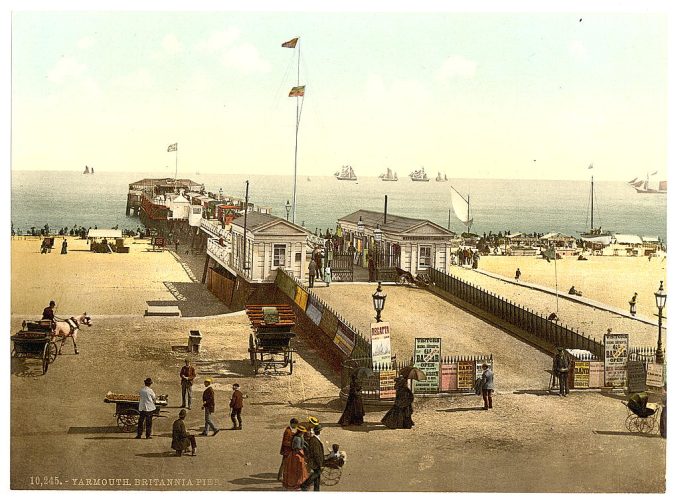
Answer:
188;330;202;353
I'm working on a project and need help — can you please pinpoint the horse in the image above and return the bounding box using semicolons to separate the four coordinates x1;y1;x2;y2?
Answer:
52;313;92;355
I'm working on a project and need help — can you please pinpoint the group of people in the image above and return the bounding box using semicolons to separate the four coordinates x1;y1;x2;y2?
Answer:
456;248;480;269
134;359;245;457
279;417;344;491
308;247;331;288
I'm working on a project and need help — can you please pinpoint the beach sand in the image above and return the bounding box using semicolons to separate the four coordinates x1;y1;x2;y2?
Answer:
9;236;666;492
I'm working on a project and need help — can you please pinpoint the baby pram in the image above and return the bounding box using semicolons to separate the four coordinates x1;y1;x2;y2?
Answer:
623;393;659;434
321;450;346;486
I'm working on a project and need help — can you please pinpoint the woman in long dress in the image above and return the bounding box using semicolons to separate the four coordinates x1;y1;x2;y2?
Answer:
338;375;365;426
381;377;414;429
282;426;309;490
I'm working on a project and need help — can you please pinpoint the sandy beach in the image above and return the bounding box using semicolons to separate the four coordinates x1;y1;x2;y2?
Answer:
9;236;667;492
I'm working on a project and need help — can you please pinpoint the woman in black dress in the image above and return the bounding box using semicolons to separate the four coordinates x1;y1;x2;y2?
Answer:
381;377;414;429
339;375;365;426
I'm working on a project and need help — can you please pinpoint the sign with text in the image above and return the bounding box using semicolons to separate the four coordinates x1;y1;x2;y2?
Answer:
457;361;475;390
413;338;441;393
305;296;323;326
293;286;308;311
646;363;665;388
604;333;628;387
573;361;591;389
379;369;397;399
588;361;604;388
334;320;356;356
370;322;392;367
627;361;647;393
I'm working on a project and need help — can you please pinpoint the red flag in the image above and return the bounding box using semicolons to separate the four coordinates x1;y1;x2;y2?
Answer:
289;85;305;97
282;37;299;48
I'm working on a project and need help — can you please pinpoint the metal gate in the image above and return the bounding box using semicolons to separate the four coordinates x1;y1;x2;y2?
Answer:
331;252;353;282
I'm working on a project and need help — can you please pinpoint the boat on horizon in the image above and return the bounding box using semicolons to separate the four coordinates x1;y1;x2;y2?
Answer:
580;165;612;245
436;172;448;182
335;165;357;181
83;165;94;174
630;171;667;194
410;167;429;182
379;167;398;181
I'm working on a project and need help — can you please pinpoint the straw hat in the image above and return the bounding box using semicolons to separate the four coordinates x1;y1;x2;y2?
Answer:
308;416;319;426
296;425;308;433
204;378;212;384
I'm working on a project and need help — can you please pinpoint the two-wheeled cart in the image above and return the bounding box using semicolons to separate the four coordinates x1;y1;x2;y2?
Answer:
104;392;169;432
246;305;296;375
11;322;58;375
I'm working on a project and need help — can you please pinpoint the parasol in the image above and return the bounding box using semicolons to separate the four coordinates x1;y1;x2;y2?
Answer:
399;366;426;381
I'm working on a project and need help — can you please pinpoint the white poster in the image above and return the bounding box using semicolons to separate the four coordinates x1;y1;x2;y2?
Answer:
370;322;392;367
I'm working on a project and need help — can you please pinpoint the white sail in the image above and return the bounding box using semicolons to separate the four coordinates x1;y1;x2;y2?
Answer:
450;186;473;228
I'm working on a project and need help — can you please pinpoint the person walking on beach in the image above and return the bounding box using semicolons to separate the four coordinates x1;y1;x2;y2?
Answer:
278;418;299;481
282;426;309;490
136;378;156;439
314;248;323;279
381;377;415;429
553;348;570;397
200;378;219;436
481;363;494;409
339;374;365;426
229;383;243;430
629;292;638;317
308;258;317;288
300;426;324;491
61;239;68;254
515;268;521;281
180;358;196;409
172;409;197;456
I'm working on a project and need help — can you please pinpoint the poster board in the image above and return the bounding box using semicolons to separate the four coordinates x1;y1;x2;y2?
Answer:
305;296;323;326
440;363;457;392
293;286;308;311
413;338;441;393
334;320;356;356
457;361;475;391
646;363;665;388
588;361;604;388
603;333;628;387
572;361;591;389
370;322;392;367
379;369;397;399
626;361;646;393
319;309;339;340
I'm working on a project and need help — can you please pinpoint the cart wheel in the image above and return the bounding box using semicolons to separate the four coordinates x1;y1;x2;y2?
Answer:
625;413;636;432
321;466;341;486
11;346;16;358
639;416;656;434
41;344;50;374
398;275;408;285
117;409;139;432
48;341;58;363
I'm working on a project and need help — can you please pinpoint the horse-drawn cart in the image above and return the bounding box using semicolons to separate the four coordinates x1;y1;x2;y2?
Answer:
246;305;296;375
11;322;58;375
104;392;169;432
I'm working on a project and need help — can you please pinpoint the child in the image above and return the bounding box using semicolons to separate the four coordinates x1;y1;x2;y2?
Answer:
324;443;346;467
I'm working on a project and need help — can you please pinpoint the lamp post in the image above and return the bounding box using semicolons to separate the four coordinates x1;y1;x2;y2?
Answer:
654;281;667;364
372;282;387;323
285;200;292;222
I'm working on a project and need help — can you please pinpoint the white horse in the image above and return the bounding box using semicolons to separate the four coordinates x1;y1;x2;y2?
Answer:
52;313;92;355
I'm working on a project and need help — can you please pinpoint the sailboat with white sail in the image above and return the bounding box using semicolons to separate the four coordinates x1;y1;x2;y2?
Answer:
580;164;612;245
450;186;473;233
379;167;398;181
630;171;667;194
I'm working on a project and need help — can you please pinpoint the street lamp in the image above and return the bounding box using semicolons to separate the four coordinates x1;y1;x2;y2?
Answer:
373;224;382;243
654;281;667;364
372;281;387;322
285;200;292;222
357;216;365;234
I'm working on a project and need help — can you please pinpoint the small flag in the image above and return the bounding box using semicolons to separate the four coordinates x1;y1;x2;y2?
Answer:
281;37;299;48
167;143;177;152
289;85;305;97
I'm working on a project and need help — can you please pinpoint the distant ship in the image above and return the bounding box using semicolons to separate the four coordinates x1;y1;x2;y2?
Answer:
436;172;448;182
83;165;94;174
409;167;429;182
335;165;357;181
379;167;398;181
629;172;667;194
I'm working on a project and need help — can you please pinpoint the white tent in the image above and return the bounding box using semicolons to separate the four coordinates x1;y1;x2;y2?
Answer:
87;229;123;239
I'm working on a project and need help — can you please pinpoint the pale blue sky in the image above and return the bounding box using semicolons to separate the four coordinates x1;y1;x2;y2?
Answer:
9;5;671;181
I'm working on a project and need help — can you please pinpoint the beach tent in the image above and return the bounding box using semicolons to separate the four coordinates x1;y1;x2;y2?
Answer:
87;229;123;239
613;234;643;245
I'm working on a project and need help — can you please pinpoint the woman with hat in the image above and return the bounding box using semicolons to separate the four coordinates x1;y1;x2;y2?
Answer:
339;374;365;426
172;409;196;456
381;376;414;429
282;425;309;490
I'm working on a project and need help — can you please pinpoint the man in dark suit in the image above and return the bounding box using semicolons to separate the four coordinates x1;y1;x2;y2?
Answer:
301;426;324;491
42;301;56;321
229;383;243;430
180;359;196;409
200;379;219;436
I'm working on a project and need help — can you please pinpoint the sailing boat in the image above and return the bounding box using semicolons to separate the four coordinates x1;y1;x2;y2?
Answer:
83;165;90;174
450;186;473;233
580;165;612;245
335;165;357;181
379;167;398;181
436;172;448;182
633;171;667;194
409;167;429;182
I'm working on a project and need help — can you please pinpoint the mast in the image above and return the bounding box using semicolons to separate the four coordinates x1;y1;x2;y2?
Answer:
467;194;471;234
243;180;249;271
292;39;301;224
590;175;594;231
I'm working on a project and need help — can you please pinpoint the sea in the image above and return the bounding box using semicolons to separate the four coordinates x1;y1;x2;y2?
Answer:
10;171;668;243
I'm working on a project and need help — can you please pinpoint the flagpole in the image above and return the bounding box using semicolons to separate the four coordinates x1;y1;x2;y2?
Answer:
554;247;559;314
175;147;178;184
292;39;301;224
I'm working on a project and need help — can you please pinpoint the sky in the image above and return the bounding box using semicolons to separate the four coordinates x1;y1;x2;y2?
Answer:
6;2;675;182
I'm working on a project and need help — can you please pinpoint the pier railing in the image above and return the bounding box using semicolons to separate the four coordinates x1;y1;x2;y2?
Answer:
427;267;604;359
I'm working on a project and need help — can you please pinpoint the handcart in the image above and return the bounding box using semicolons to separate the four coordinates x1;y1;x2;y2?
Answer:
104;392;169;432
246;305;296;375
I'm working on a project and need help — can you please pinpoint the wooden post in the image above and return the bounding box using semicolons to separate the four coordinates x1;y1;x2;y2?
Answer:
202;255;211;284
